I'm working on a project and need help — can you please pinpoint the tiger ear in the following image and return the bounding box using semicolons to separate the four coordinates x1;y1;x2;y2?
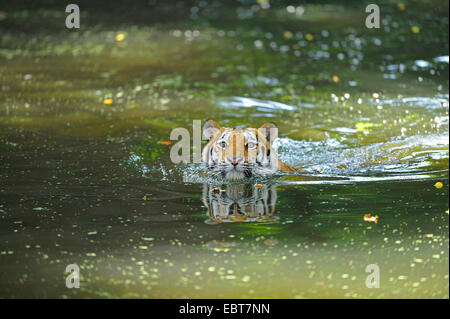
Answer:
258;122;278;143
203;120;222;140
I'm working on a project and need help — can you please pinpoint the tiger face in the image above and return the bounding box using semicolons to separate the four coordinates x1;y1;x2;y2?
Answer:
202;120;294;180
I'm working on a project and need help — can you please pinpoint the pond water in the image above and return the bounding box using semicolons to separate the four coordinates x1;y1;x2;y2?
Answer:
0;0;448;298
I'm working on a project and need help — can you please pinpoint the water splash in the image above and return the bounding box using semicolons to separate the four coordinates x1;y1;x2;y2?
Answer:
277;133;448;179
217;96;298;111
128;93;449;185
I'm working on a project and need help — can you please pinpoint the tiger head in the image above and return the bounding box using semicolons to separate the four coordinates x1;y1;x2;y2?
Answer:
202;120;294;180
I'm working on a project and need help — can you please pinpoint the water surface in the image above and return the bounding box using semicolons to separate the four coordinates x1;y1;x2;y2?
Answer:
0;0;448;298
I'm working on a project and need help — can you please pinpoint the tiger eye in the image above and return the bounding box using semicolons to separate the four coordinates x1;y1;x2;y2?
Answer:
220;141;227;148
247;142;256;149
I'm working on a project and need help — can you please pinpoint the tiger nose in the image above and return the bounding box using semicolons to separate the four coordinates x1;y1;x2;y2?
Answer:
228;157;243;166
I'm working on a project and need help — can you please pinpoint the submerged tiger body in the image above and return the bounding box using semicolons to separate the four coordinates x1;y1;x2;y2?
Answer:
202;120;295;180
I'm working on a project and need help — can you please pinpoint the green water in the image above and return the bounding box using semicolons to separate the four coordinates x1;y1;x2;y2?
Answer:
0;0;448;298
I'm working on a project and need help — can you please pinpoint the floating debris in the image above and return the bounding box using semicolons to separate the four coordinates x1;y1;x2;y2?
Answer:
264;237;279;246
115;33;126;42
103;98;113;105
283;31;293;39
160;141;172;146
255;184;263;188
434;182;443;189
363;214;379;224
206;240;236;251
356;122;374;132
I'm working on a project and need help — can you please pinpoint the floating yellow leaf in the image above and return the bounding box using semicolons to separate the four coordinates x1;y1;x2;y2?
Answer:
305;33;314;41
434;182;443;189
446;209;449;215
143;195;147;200
129;104;136;109
397;3;406;11
332;75;340;83
411;26;420;34
103;98;113;105
116;33;125;42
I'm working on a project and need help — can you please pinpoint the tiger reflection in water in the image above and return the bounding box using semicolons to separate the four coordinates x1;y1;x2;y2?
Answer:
202;183;279;224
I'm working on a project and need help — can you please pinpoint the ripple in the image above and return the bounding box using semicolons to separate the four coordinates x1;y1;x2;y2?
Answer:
380;95;449;111
434;55;449;63
415;60;431;68
217;96;298;111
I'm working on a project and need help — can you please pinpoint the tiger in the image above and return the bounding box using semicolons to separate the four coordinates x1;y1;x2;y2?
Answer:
202;120;295;180
202;183;278;224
